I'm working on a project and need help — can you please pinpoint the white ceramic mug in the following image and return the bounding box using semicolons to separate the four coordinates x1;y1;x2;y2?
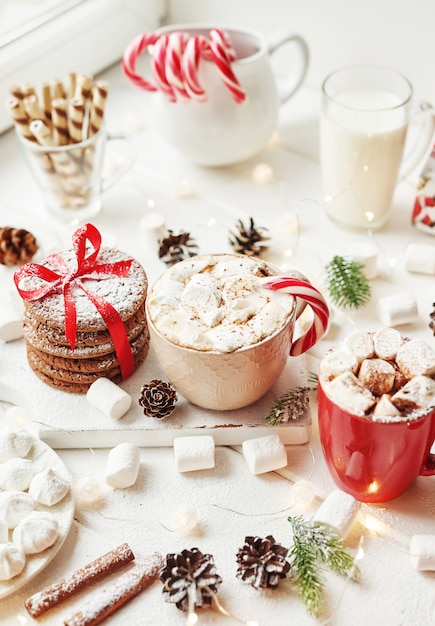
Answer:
146;254;328;411
320;66;435;231
150;24;309;166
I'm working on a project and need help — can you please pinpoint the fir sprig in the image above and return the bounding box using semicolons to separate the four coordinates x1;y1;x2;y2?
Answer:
288;515;360;617
324;255;371;309
265;373;318;425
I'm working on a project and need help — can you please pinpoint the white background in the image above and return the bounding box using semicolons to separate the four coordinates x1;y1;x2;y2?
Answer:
167;0;435;103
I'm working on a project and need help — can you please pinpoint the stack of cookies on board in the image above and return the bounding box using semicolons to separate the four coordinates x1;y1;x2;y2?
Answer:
18;244;149;394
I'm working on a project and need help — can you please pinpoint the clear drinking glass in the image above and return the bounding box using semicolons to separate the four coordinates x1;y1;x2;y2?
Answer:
320;66;434;231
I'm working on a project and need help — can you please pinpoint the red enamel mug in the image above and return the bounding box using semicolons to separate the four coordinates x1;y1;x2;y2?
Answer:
317;378;435;503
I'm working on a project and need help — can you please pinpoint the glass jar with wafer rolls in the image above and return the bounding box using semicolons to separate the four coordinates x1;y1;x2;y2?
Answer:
6;74;135;223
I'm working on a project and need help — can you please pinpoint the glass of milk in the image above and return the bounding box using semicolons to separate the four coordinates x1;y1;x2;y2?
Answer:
320;66;434;231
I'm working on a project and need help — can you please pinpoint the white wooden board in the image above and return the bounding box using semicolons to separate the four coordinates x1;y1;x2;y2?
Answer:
0;335;311;448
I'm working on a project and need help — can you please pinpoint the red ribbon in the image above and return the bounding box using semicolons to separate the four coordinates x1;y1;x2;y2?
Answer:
14;223;135;380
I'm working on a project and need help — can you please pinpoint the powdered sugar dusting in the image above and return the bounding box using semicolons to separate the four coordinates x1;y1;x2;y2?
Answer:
63;552;163;626
19;248;148;331
25;542;135;617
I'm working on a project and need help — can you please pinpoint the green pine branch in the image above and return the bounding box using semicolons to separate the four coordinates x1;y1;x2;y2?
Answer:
288;515;360;617
324;255;371;309
265;374;318;425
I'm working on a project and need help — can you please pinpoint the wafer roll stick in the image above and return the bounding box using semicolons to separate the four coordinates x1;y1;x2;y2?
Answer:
74;74;93;132
63;552;163;626
25;543;135;618
20;82;36;98
68;98;85;143
23;94;46;122
68;72;77;99
41;81;53;124
51;97;70;145
53;77;66;99
5;97;36;142
9;84;24;100
88;80;109;137
6;97;56;175
29;119;85;193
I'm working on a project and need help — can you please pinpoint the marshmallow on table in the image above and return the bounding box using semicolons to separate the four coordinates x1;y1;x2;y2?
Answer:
86;378;132;420
0;297;23;342
410;534;435;571
242;434;287;475
376;291;419;326
313;489;360;540
404;243;435;275
173;436;215;473
139;211;167;250
347;242;379;279
105;443;140;489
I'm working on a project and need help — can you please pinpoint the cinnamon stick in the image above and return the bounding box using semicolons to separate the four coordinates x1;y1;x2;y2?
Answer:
25;543;135;618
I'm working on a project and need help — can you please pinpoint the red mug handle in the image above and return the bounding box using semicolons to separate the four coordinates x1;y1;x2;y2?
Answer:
261;276;329;355
421;452;435;475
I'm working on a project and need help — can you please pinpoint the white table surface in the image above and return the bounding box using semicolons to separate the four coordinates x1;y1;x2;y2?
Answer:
0;63;435;626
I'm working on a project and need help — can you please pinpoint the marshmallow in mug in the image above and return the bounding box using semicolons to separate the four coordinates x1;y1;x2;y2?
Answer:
319;329;435;422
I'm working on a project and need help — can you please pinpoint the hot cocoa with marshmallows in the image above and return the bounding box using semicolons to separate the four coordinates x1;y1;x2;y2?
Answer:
319;327;435;421
147;254;296;353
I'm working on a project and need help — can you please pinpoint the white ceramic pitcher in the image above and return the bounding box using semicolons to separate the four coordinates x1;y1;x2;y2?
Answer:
151;24;309;166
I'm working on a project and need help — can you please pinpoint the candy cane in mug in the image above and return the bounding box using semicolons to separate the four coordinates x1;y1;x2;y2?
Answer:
260;276;329;355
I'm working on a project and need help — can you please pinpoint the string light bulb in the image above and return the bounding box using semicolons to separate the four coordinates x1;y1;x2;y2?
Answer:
290;479;317;510
252;163;274;184
175;178;196;198
173;506;199;536
4;406;29;429
74;475;105;508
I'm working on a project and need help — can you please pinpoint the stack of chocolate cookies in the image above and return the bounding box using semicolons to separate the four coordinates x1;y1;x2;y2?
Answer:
20;246;149;393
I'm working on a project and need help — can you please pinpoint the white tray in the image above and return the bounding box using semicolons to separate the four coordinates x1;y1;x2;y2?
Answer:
0;336;311;448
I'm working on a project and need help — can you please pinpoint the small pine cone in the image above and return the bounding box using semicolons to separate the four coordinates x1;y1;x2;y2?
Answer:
158;229;198;266
138;379;177;419
160;547;223;611
236;535;290;589
0;227;38;266
430;302;435;335
229;217;270;257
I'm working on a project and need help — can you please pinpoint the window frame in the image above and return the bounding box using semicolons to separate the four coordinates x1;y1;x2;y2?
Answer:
0;0;166;134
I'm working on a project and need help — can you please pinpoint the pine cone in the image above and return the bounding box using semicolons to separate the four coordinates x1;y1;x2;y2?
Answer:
430;302;435;335
138;379;177;419
236;535;290;589
0;227;38;266
158;229;198;266
229;217;269;257
160;547;223;611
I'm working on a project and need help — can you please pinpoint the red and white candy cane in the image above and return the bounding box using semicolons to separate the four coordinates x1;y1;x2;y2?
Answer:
182;35;208;101
165;32;191;102
150;34;176;101
122;30;247;104
260;276;329;356
208;29;246;104
122;33;159;92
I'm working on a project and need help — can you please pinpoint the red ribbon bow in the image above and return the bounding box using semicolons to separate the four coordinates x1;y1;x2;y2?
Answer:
14;223;135;380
